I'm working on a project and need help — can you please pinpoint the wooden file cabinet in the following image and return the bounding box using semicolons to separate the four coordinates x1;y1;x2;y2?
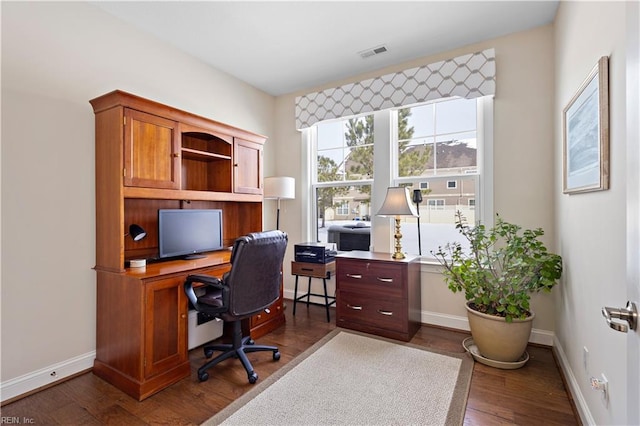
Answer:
335;252;421;342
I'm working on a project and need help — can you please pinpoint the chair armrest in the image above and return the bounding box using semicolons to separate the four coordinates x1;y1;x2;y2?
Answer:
184;274;225;309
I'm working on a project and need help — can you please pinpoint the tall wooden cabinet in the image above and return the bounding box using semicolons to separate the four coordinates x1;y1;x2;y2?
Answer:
91;90;284;400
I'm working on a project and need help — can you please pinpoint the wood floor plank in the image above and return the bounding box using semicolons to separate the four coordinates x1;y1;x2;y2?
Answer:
1;303;579;425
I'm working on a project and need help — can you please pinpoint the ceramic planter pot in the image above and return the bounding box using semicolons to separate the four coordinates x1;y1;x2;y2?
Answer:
465;302;534;362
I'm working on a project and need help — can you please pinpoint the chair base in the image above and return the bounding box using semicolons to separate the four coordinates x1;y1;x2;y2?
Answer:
197;321;280;384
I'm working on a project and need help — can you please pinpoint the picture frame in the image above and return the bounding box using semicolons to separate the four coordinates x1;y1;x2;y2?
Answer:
563;56;609;194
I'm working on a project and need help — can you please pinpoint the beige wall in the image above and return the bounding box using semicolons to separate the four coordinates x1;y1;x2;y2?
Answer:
274;24;558;335
1;1;275;387
553;2;629;424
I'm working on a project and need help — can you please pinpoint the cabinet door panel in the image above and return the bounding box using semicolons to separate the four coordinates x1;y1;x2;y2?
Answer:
144;276;187;378
234;138;263;194
125;109;180;189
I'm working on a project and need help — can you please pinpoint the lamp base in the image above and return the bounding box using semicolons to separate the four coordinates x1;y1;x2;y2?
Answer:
392;217;405;260
392;251;406;260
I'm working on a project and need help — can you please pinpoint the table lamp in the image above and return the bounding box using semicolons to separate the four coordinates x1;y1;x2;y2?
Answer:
376;187;418;259
264;176;295;230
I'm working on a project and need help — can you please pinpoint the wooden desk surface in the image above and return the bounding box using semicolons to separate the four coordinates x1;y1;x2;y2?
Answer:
125;249;232;278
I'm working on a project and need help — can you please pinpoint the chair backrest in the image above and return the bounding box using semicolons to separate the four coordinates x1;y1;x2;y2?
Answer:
225;230;288;317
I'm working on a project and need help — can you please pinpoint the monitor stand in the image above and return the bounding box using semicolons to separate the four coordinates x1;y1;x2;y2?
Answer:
184;254;206;260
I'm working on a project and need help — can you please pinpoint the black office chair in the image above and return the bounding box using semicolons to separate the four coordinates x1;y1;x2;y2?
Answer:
184;230;288;384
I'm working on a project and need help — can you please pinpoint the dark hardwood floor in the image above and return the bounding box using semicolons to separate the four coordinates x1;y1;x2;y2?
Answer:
2;303;579;425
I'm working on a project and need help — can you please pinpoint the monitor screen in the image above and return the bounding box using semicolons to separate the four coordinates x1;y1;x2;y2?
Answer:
158;209;223;259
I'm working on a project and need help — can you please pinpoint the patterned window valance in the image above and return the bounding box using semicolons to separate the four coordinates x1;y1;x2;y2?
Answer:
295;48;495;129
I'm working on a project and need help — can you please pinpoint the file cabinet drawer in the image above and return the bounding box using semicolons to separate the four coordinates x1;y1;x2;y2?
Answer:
337;291;407;333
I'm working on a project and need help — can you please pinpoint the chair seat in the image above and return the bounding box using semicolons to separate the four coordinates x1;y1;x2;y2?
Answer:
198;288;223;308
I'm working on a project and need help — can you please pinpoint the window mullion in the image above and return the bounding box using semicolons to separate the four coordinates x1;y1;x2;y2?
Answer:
371;109;394;253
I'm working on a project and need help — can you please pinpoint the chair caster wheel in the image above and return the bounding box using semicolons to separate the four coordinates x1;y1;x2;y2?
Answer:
273;351;281;361
204;349;214;358
198;372;209;382
248;372;258;384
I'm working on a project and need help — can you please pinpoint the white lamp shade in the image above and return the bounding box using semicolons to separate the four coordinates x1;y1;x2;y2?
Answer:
376;187;418;217
264;176;295;200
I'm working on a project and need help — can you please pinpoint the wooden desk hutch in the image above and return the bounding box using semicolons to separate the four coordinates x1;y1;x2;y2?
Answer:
90;90;284;400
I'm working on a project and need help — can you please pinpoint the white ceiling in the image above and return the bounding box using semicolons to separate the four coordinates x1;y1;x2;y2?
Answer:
93;1;559;96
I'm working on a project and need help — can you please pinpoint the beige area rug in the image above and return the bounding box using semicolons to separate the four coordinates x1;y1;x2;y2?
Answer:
204;329;473;425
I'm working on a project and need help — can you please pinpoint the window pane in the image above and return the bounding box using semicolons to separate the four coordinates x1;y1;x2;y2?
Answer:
404;103;434;138
401;178;476;257
317;120;345;150
435;98;476;134
317;151;346;181
315;184;371;250
398;98;477;180
317;115;374;182
398;137;433;177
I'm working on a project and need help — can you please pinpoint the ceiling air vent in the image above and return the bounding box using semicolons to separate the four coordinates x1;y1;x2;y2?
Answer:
358;45;388;59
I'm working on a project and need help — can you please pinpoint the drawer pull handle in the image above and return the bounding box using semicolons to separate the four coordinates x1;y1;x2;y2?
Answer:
376;277;393;283
301;268;314;272
378;310;394;316
346;274;362;279
347;304;363;310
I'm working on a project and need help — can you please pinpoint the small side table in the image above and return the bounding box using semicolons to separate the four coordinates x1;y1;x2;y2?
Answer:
291;261;336;322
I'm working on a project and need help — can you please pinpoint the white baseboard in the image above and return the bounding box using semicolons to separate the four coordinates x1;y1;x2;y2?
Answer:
421;310;471;331
420;309;555;346
0;351;95;403
283;294;556;347
552;337;595;425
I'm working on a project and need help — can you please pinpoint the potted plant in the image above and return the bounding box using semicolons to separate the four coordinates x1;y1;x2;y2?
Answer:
433;212;562;365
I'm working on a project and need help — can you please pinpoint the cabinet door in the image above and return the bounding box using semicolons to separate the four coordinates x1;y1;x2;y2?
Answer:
233;138;263;194
144;275;188;378
125;108;180;189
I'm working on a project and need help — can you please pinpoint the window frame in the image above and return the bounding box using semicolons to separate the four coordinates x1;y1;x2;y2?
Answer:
303;96;494;259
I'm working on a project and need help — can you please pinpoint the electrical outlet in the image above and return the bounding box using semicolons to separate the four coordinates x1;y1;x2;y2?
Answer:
583;346;589;372
590;373;609;408
600;374;609;407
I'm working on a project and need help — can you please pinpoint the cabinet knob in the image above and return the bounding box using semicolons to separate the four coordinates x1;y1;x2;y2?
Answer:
181;313;186;319
173;153;180;158
233;163;238;167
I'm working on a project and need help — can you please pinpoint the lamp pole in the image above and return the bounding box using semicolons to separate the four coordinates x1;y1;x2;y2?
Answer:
413;189;423;255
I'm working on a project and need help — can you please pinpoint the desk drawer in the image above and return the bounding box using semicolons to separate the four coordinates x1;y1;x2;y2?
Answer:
251;298;283;328
337;290;407;333
291;261;334;278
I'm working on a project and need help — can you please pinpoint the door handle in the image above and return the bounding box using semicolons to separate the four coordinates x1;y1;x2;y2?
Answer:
601;301;638;332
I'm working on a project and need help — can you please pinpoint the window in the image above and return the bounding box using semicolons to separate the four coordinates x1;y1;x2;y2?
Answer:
427;199;445;210
335;201;349;216
308;97;492;258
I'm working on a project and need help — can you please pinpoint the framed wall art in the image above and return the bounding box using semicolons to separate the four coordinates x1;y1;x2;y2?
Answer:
563;56;609;194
